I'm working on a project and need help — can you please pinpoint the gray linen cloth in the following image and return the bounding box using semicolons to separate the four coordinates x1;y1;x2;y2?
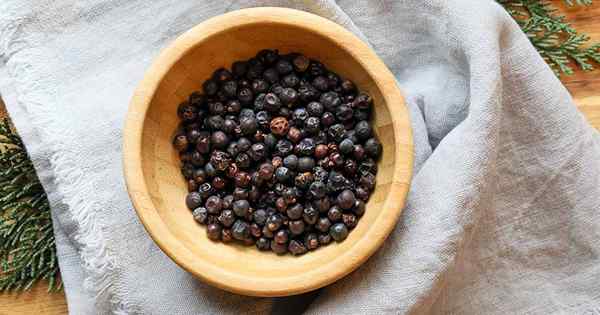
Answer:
2;0;600;314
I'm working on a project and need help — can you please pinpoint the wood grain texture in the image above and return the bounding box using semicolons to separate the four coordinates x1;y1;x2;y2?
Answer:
1;1;599;312
123;7;413;297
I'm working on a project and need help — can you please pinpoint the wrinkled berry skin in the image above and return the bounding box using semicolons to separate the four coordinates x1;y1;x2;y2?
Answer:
175;49;382;255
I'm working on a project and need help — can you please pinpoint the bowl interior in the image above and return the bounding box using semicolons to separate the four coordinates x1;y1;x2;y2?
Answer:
137;17;403;296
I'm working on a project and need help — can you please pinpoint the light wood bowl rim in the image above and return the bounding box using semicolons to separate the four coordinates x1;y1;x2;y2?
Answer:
123;7;413;297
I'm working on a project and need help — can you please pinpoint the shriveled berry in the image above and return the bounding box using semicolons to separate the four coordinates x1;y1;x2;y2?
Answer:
293;55;310;72
321;112;336;127
252;79;269;94
360;173;376;190
227;100;242;114
275;139;294;156
275;197;287;212
232;199;249;217
359;158;378;176
256;237;270;251
235;153;251;169
263;93;281;112
340;79;356;94
292;108;309;126
313;197;331;213
203;79;219;96
329;223;349;242
222;195;234;209
304;233;319;250
320;92;341;111
272;156;283;168
266;214;284;231
188;179;199;192
287;127;303;143
344;159;358;175
318;233;332;245
226;163;239;178
237;137;252;152
288;220;305;235
207;223;222;240
283;154;299;170
212;176;227;190
253;209;268;225
296;138;316;156
312;75;329;91
274;229;289;244
173;134;188;151
286;204;304;220
298;85;319;102
315;217;332;233
353;92;372;109
264;133;278;150
275;166;292;183
192;207;209;224
364;138;382;158
353;200;366;216
315;144;329;159
270;117;289;136
232;220;250;241
250;223;262;238
186;192;203;210
328;206;343;222
206;115;224;131
355;186;370;201
282;74;300;88
308;181;326;199
294;172;314;190
210;150;231;171
288;240;308;256
205;196;222;214
271;240;288;255
220;229;233;242
218;209;236;227
190;151;205;167
248;143;267;161
305;117;320;135
252;110;270;129
234;171;251;188
330;152;344;167
328;124;346;142
280;88;298;106
198;183;214;199
239;116;258;136
275;59;293;75
339;139;354;155
258;64;277;82
303;205;319;225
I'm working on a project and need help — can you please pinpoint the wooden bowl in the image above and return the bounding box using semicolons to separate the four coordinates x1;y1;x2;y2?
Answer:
123;7;413;297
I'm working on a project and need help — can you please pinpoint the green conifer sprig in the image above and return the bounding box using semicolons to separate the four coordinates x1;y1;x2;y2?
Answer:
499;0;600;75
0;118;60;292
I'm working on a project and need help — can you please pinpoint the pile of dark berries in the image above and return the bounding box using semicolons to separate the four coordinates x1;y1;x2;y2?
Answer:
173;49;381;256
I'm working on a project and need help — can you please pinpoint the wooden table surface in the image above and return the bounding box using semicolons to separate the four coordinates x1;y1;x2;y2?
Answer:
0;3;599;314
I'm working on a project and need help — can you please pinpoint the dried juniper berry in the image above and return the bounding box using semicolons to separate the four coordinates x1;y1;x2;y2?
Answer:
282;73;300;88
318;233;332;245
287;127;302;143
207;223;222;241
305;117;320;135
286;204;304;220
329;223;349;242
315;217;332;233
271;241;288;255
304;233;319;250
303;205;319;225
275;139;294;156
288;240;308;256
256;237;270;251
266;214;283;231
232;220;250;241
328;205;343;222
193;207;209;224
280;88;298;106
292;108;309;127
186;192;203;210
